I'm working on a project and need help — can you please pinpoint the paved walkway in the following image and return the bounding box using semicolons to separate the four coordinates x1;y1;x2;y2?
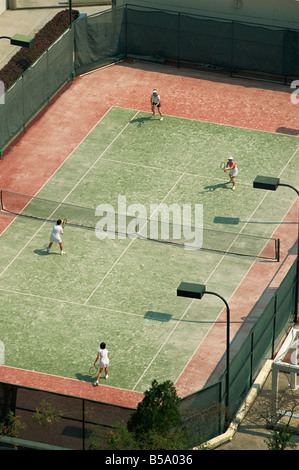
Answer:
0;4;111;69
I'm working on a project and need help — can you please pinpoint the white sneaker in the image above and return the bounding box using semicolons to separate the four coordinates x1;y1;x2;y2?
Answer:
105;375;109;379
60;251;65;255
232;186;235;190
160;117;163;121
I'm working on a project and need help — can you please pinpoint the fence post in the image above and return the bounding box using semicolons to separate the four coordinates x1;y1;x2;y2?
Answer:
250;332;254;386
272;294;277;358
125;5;128;60
230;20;234;77
0;341;4;365
178;12;180;69
82;398;85;450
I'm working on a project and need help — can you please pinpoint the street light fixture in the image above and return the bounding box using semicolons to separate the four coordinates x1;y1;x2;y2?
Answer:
177;282;231;424
253;176;299;322
0;34;35;48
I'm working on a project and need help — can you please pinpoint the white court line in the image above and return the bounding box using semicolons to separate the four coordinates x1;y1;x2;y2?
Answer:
98;112;299;186
0;109;140;279
277;144;299;178
1;107;298;390
0;107;114;238
0;285;256;324
132;299;194;391
174;144;299;384
84;171;186;305
0;287;142;319
100;157;254;187
121;154;286;389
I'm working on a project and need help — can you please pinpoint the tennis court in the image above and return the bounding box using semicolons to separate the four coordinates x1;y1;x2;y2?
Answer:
0;103;298;396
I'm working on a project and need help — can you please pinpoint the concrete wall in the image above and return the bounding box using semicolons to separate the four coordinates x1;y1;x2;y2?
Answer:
114;0;299;29
0;0;7;15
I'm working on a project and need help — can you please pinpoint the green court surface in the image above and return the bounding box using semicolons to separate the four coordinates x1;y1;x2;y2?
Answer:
0;107;298;393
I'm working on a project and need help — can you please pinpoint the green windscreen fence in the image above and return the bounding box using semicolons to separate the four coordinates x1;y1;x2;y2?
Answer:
179;15;233;69
123;5;299;77
2;5;299;151
126;8;180;63
0;28;74;151
74;7;126;74
0;78;23;150
227;259;297;417
180;259;297;439
232;23;285;76
73;5;299;78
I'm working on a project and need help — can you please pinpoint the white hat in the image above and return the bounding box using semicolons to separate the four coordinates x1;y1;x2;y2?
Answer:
152;89;157;93
228;156;233;160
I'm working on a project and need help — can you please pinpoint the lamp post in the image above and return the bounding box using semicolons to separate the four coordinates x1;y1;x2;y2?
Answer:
177;282;231;424
0;34;35;48
69;0;72;27
253;176;299;322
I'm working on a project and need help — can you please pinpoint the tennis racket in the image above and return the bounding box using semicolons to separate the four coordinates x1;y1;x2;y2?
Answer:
220;162;226;170
62;218;67;228
89;365;98;376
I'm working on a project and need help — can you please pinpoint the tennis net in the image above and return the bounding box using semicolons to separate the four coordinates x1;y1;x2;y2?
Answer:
0;189;280;261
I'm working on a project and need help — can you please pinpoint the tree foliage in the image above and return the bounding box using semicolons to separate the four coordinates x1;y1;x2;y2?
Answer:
127;379;182;437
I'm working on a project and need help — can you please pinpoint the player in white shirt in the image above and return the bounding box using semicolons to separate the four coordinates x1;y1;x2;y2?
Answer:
150;89;163;121
47;219;65;255
94;342;109;385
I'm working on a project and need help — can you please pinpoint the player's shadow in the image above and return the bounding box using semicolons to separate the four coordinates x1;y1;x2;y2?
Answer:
200;182;231;193
76;372;94;383
130;116;158;127
34;248;60;256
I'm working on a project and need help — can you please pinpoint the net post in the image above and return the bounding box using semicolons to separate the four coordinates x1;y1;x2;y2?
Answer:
0;189;2;211
276;238;280;262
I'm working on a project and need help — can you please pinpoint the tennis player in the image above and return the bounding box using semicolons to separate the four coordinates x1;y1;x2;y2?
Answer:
94;342;109;385
47;219;65;255
150;89;163;121
225;156;238;190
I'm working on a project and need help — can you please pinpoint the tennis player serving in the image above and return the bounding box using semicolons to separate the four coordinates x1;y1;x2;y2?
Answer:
94;342;109;386
150;89;163;121
47;219;65;255
224;156;238;190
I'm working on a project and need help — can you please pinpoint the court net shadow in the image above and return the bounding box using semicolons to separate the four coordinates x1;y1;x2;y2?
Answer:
144;311;172;322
